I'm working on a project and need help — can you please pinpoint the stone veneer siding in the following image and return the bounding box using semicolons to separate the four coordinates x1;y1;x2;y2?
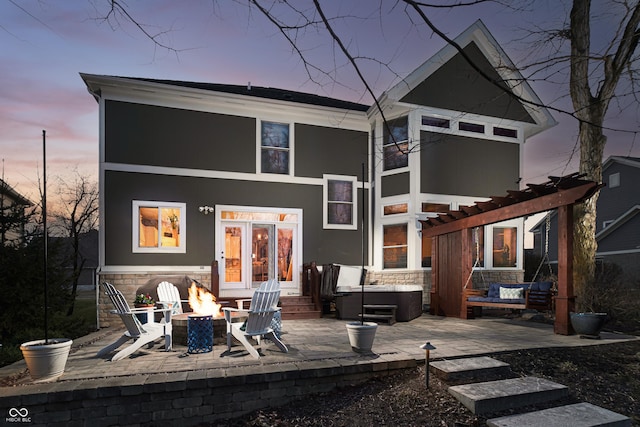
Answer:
465;270;526;290
364;269;524;311
98;272;211;329
98;269;524;325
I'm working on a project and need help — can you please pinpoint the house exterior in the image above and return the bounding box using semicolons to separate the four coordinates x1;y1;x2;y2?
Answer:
0;178;32;246
82;20;555;321
531;156;640;281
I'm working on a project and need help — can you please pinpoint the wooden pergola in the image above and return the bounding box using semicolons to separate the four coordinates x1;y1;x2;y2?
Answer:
421;173;602;335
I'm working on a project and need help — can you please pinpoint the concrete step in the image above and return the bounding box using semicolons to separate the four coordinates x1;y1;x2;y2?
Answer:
487;402;632;427
448;376;568;415
430;356;513;385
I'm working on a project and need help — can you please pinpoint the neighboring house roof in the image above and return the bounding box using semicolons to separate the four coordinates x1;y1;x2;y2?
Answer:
595;204;640;242
0;178;32;206
81;74;369;112
377;19;557;138
603;156;640;170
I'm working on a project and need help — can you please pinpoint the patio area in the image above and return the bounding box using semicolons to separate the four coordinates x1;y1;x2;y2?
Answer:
1;314;637;425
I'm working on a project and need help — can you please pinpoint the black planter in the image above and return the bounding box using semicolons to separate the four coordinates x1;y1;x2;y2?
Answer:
570;312;607;339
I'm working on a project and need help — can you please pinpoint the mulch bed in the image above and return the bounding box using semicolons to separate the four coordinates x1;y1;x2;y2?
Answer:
217;338;640;427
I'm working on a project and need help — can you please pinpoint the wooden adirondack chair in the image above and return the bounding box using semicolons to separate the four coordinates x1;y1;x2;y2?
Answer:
156;281;189;316
222;279;288;358
97;282;173;361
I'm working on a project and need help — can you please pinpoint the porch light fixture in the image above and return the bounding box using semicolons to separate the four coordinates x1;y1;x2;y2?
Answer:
198;206;214;215
420;341;436;388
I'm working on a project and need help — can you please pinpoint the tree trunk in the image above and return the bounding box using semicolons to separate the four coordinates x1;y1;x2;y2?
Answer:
569;0;601;310
572;106;607;311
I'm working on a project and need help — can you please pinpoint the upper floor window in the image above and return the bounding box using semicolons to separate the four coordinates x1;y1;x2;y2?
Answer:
422;116;450;129
459;121;485;133
609;172;620;188
133;201;186;253
260;121;290;175
323;175;357;229
383;116;408;171
493;126;518;138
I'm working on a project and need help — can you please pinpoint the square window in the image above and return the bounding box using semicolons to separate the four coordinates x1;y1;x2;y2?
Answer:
609;172;620;188
133;201;186;253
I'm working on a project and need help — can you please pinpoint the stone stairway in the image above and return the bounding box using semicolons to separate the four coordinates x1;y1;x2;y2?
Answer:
431;356;631;426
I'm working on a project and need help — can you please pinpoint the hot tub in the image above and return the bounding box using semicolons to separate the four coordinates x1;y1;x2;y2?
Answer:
335;284;423;322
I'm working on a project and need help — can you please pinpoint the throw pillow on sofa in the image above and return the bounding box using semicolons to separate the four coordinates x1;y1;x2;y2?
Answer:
499;287;523;299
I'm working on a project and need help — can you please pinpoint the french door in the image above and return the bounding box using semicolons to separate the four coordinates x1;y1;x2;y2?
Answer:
218;207;300;294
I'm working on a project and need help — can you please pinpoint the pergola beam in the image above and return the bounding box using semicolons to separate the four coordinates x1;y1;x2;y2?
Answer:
421;181;600;238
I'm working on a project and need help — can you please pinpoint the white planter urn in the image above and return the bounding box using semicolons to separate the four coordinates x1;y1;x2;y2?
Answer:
346;322;378;353
20;338;73;382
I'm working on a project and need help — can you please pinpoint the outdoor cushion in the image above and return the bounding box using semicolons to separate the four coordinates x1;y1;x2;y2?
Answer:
531;281;553;292
500;286;524;299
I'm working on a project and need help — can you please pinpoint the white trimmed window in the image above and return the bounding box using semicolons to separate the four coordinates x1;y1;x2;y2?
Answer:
259;120;292;175
383;223;408;269
132;201;186;253
323;175;357;230
382;116;409;171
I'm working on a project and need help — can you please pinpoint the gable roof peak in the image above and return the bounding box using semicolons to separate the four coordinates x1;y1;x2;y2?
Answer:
377;20;556;138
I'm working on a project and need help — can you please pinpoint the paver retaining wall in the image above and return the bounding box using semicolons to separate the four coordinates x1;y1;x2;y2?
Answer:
0;358;417;426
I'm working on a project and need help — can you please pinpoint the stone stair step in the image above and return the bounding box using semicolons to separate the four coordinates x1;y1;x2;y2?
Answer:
431;356;513;384
448;376;568;415
486;402;632;427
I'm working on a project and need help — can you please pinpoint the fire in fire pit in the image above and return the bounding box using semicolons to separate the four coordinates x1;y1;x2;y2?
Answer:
188;282;222;317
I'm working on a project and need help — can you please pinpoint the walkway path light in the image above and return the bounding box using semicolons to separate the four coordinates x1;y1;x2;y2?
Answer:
420;341;436;388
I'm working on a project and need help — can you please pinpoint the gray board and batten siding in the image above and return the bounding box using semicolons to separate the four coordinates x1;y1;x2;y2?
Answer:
400;41;535;124
104;171;368;267
105;100;368;179
420;132;519;198
103;100;369;267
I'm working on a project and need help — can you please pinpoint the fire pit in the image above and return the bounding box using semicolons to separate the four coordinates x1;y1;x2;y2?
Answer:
172;310;243;346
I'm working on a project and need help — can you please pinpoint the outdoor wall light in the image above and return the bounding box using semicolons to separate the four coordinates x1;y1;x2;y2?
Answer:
198;206;214;215
419;341;436;388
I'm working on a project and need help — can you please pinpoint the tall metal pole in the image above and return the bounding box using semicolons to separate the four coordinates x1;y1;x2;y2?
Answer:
360;162;365;325
43;130;48;344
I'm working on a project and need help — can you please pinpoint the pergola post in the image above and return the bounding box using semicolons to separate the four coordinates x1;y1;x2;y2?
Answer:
554;204;575;335
429;236;440;315
460;228;473;319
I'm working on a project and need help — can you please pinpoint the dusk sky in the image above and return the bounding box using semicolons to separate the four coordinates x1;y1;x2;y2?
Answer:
1;1;638;203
